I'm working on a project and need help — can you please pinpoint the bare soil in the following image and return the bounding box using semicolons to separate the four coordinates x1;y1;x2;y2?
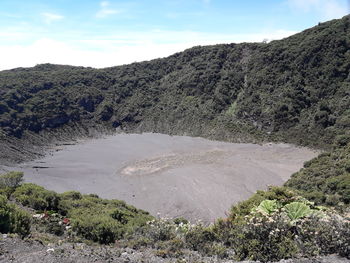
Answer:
2;133;318;223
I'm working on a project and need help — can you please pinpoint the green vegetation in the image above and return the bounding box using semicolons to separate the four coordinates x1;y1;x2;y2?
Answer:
0;195;31;238
0;173;31;237
125;187;349;262
286;142;350;207
0;171;349;262
214;187;349;262
0;171;23;198
0;16;349;149
0;172;152;244
0;15;350;262
13;183;60;211
11;183;152;244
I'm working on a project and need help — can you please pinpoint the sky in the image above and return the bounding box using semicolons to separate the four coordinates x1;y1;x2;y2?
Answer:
0;0;349;70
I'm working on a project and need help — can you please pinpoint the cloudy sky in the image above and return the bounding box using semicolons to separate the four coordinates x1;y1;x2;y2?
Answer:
0;0;349;70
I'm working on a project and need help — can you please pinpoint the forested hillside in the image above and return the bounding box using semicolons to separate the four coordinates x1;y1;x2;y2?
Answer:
0;15;349;149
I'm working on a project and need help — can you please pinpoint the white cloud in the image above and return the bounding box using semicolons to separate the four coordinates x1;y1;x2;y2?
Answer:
101;1;109;8
0;29;298;71
287;0;348;20
42;12;64;24
96;1;122;18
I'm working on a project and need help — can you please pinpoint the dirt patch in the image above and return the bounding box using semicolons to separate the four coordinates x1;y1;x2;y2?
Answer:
2;133;319;223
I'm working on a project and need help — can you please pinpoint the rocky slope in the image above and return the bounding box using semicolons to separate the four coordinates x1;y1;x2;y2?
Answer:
1;235;349;263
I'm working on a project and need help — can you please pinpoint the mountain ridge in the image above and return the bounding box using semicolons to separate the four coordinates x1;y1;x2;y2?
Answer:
0;15;349;162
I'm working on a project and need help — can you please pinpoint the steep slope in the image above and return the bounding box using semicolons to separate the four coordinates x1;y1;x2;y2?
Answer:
286;141;350;206
0;15;349;154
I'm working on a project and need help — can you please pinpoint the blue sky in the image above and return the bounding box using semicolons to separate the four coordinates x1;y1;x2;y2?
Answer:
0;0;349;70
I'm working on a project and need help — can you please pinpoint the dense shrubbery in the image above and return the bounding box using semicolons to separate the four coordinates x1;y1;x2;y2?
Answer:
286;142;350;206
0;172;31;237
1;171;349;262
124;187;350;262
61;193;152;244
10;180;152;244
227;186;301;222
13;183;60;211
215;187;350;262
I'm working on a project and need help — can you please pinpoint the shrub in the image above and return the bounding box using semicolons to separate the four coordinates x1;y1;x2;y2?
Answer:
231;213;299;262
228;186;301;222
295;213;350;258
0;172;23;188
135;219;177;243
73;214;123;244
286;144;350;206
334;134;350;147
215;194;349;262
0;195;31;237
0;195;11;233
13;183;60;211
0;172;24;198
184;224;217;252
62;194;152;244
9;207;31;237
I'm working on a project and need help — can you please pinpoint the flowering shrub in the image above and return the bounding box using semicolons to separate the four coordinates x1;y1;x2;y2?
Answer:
295;212;350;258
231;213;298;262
215;195;350;262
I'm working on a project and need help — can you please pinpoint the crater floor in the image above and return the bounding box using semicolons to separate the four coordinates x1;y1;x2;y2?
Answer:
8;133;318;222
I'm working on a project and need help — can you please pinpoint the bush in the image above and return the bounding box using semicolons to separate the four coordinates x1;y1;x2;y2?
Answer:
13;183;60;211
0;195;31;237
231;213;299;262
295;213;350;258
73;214;123;244
132;219;177;243
185;224;217;252
286;144;350;206
9;207;31;237
215;194;349;262
60;193;152;244
0;172;23;188
228;186;300;222
0;172;24;198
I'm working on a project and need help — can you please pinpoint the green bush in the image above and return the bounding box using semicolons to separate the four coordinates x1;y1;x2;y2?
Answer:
286;144;350;206
73;214;123;244
185;225;217;252
231;213;299;262
214;193;349;262
295;213;350;258
13;183;60;211
228;186;300;222
0;195;31;237
0;172;23;188
0;172;24;198
59;192;152;244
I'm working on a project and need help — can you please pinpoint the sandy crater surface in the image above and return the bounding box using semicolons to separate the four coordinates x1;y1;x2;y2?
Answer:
5;133;318;222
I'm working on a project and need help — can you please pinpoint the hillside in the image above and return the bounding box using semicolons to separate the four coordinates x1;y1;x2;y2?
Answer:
0;15;349;155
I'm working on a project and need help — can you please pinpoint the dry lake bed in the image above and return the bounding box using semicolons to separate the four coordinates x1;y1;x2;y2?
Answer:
5;133;318;222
